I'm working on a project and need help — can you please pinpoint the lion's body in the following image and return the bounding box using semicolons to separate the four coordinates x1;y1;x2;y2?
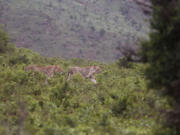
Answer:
26;65;63;83
68;66;101;84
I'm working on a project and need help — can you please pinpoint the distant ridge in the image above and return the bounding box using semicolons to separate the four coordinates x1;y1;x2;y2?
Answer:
0;0;151;62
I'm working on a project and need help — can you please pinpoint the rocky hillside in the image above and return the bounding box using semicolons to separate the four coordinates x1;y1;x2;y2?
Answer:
0;0;151;62
134;0;152;14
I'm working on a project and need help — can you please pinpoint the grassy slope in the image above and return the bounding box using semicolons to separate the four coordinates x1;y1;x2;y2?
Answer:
0;0;150;62
0;45;169;135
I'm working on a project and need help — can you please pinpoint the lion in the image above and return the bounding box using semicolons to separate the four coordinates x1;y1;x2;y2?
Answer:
26;65;63;83
67;66;101;84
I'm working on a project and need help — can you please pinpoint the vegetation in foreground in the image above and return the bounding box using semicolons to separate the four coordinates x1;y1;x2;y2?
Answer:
0;30;170;135
140;0;180;134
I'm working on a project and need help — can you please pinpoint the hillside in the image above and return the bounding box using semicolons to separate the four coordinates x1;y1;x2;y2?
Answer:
0;39;170;135
0;0;151;62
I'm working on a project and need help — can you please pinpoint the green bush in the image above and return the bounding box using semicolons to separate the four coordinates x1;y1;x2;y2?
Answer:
0;46;170;135
9;54;30;65
140;0;180;134
0;28;9;52
118;57;133;68
112;98;131;116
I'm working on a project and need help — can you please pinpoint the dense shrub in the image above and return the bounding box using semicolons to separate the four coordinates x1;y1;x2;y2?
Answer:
0;39;170;135
9;55;30;65
118;58;133;68
140;0;180;134
141;0;180;99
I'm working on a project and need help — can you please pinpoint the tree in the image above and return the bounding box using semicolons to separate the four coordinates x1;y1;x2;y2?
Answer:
140;0;180;133
0;27;9;52
145;0;180;100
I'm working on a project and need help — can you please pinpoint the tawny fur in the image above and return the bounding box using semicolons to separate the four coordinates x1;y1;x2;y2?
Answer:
26;65;63;83
67;66;101;84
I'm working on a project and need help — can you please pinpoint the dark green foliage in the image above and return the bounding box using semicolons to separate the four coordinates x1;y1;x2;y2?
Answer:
9;55;30;65
111;98;131;116
139;40;151;62
118;58;133;68
0;27;9;52
140;0;180;134
141;0;180;96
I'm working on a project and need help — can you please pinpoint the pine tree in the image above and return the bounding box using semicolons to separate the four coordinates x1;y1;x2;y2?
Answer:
141;0;180;133
142;0;180;101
